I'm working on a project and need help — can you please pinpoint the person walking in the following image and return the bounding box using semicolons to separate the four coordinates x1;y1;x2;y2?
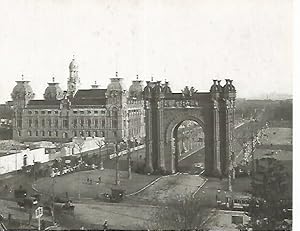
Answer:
103;220;108;231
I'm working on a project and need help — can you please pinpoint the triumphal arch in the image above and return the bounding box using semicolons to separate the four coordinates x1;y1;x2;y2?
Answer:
143;79;236;177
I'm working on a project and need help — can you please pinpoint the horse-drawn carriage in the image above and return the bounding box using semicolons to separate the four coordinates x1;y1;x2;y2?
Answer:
103;188;125;203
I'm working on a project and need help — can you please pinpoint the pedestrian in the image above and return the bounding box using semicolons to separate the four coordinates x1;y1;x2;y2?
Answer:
103;220;108;231
98;176;102;184
8;213;11;224
219;174;223;181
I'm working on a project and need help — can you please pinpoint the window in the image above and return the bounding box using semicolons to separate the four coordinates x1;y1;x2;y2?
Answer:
94;110;98;114
28;130;32;136
112;120;118;129
101;110;106;115
48;119;52;127
101;119;105;128
35;111;38;114
55;119;58;128
42;131;45;136
28;119;32;128
41;111;46;114
28;111;32;114
17;120;22;128
41;119;45;127
35;119;38;127
94;131;98;137
73;119;77;128
17;130;21;136
47;111;51;114
48;131;52;137
63;120;69;128
95;119;98;128
80;111;84;114
112;108;118;129
35;131;38;136
80;119;84;127
87;131;91;137
87;110;91;114
73;111;78;114
54;111;58;114
74;131;77;137
88;119;91;128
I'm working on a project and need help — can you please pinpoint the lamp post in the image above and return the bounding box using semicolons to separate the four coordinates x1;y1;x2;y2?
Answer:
127;138;134;180
114;138;126;185
114;142;120;185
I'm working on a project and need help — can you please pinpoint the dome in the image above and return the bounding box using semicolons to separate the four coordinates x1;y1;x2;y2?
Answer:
210;80;221;93
129;77;143;99
69;58;79;70
11;80;35;101
44;81;64;100
223;79;236;92
106;72;126;95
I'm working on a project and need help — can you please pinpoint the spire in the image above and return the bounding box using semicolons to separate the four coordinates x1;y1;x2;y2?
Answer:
21;74;24;81
52;76;55;83
116;72;118;77
136;74;139;80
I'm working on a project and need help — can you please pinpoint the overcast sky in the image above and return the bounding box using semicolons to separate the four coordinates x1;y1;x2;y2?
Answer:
0;0;292;102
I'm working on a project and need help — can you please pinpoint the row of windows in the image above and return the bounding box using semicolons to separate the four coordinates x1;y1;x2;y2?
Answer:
27;118;120;129
73;110;106;115
25;130;105;138
73;119;106;128
28;110;59;115
27;110;107;115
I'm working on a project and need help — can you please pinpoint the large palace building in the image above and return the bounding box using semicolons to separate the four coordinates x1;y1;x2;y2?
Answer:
10;58;145;143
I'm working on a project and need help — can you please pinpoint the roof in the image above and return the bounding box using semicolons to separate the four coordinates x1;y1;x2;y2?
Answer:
27;100;61;106
74;89;107;99
71;98;106;106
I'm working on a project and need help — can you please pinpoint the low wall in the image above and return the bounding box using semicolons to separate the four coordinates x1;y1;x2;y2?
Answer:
0;147;49;175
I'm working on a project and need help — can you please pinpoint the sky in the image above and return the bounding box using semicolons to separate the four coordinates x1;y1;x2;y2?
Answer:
0;0;293;103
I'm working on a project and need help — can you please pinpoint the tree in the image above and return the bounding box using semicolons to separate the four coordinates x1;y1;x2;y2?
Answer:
149;194;210;230
74;138;85;156
95;139;106;170
245;157;291;230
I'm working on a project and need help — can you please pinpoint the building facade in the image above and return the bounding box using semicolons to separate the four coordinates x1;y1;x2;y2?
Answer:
10;59;145;143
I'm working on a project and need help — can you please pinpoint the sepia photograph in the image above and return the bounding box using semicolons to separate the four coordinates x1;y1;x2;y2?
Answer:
0;0;294;230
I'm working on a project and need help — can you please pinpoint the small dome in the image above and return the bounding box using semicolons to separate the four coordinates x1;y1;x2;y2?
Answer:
44;81;64;100
223;79;236;92
210;80;221;93
69;58;79;70
11;80;35;101
129;78;143;99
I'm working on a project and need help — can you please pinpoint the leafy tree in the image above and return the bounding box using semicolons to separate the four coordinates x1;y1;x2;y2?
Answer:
148;194;210;230
245;157;291;230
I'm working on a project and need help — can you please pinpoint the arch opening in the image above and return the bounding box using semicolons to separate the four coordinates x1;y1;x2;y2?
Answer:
170;119;205;174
